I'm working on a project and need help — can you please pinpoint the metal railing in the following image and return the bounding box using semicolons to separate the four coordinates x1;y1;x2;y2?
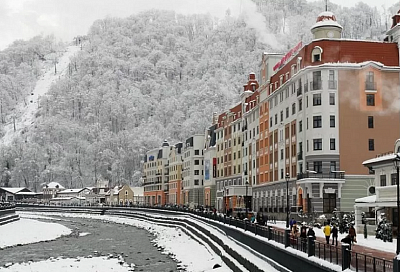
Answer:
351;251;392;272
365;81;377;90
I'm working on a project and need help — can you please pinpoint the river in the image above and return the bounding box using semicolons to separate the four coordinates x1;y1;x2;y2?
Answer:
0;215;178;271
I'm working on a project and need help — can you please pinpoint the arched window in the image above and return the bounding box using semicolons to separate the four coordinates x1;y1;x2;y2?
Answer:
311;46;323;62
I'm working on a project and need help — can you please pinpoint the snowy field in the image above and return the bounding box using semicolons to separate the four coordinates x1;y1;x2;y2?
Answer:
0;218;71;249
16;212;282;272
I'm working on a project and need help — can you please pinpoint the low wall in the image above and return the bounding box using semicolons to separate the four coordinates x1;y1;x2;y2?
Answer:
0;205;19;225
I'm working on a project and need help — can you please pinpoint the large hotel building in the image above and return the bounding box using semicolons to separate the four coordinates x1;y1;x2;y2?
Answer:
142;10;400;217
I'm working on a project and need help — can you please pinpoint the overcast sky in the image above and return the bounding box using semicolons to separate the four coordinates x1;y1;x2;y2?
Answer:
0;0;399;50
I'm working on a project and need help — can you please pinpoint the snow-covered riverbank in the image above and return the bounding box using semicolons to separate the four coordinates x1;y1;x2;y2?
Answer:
0;218;71;249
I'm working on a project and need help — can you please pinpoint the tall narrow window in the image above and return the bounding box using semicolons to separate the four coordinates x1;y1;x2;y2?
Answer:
366;71;375;90
330;115;335;128
292;103;296;115
368;116;374;128
330;138;336;150
328;70;336;89
314;161;322;173
380;175;387;186
369;139;375;151
312;71;322;90
329;93;335;105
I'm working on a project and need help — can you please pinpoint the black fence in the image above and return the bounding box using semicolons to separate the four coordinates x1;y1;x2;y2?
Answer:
188;209;394;272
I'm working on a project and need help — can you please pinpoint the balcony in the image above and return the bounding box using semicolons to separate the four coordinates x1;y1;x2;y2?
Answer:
297;170;345;180
297;151;303;161
296;87;302;96
328;80;337;89
310;80;322;91
365;81;377;90
304;83;308;93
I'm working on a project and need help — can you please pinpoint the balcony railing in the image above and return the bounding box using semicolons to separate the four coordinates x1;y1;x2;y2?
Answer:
328;80;337;89
297;171;345;180
365;81;377;90
304;82;308;93
297;151;303;161
311;80;322;90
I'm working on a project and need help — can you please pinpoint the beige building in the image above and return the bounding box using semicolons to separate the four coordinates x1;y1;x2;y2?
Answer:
105;184;134;206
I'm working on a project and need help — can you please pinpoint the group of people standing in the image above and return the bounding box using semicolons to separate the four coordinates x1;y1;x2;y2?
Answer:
323;222;357;246
289;218;357;248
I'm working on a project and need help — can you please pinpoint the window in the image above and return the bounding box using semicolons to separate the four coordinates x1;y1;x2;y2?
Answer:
194;160;199;165
391;173;397;185
286;107;289;118
299;120;302;132
194;170;199;175
330;161;336;172
368;116;374;128
380;175;387;186
312;47;322;63
270;117;273;127
312;71;322;90
330;138;336;150
313;116;322;128
314;161;322;173
298;99;302;111
330;115;335;128
328;70;336;89
195;150;199;155
323;193;336;213
275;114;278;125
367;94;375;106
292;103;296;115
369;139;374;151
194;179;199;185
280;111;283;122
313;93;322;106
366;71;375;90
313;139;322;150
329;93;335;105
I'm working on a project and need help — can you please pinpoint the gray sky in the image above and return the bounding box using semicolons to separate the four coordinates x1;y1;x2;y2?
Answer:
0;0;399;50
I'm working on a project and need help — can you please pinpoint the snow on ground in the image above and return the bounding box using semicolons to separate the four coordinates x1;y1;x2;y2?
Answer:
0;256;133;272
272;220;397;253
0;218;71;249
1;45;80;146
20;212;233;272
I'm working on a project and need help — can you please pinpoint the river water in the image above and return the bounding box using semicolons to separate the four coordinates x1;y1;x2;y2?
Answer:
0;215;178;271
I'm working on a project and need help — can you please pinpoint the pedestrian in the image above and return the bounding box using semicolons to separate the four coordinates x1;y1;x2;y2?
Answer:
349;224;357;244
323;223;331;244
263;214;268;225
307;226;316;241
331;224;338;246
300;223;308;251
289;217;296;229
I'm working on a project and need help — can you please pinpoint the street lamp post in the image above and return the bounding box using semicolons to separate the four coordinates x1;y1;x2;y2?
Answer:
245;178;249;219
393;154;400;255
285;173;290;229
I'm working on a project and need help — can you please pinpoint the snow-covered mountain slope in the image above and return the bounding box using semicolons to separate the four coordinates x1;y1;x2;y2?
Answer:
1;45;80;146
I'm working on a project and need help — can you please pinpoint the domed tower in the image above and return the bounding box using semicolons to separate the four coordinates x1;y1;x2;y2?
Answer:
310;11;343;40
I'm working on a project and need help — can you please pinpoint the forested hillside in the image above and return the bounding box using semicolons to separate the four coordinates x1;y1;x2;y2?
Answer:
0;10;264;189
1;0;400;189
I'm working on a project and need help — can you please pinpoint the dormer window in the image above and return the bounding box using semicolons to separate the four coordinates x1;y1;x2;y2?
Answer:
312;46;323;62
286;72;289;81
291;65;296;76
279;75;283;85
275;81;278;89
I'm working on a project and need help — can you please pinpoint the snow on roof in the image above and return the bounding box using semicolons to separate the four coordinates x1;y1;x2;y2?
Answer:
355;195;376;203
311;20;342;30
362;153;396;165
50;196;85;201
58;188;85;194
0;187;29;194
45;182;65;189
15;191;37;195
